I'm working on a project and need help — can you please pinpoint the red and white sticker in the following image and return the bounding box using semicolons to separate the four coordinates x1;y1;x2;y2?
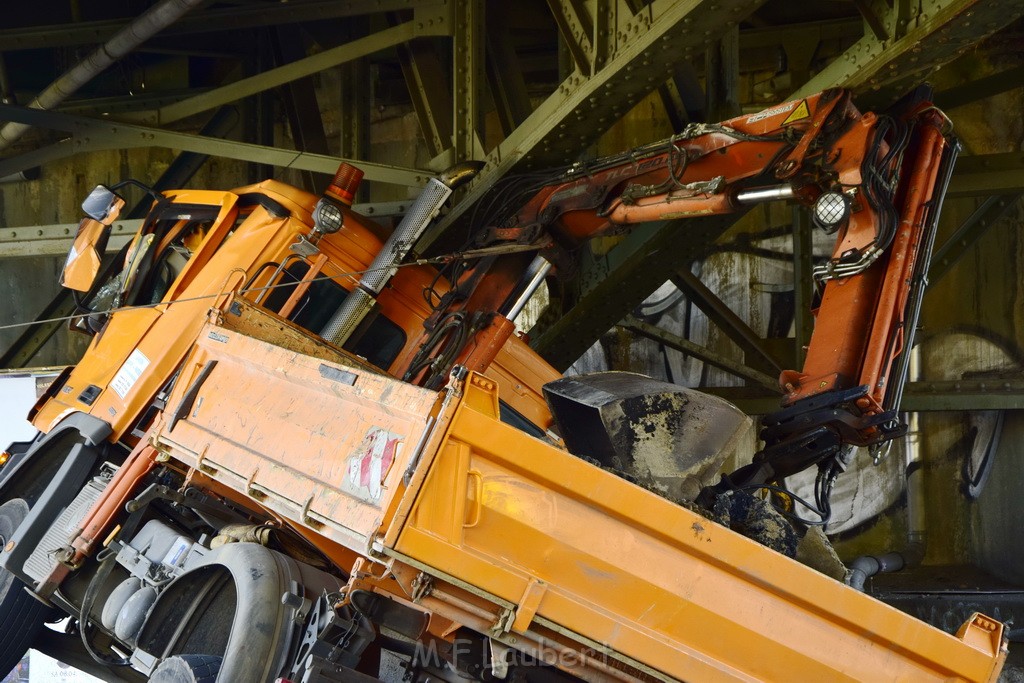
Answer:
345;427;403;503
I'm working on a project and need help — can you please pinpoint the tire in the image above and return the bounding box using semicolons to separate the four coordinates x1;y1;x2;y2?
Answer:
149;654;222;683
0;498;53;676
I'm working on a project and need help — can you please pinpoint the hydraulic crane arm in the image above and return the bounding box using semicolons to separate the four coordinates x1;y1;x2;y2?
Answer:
406;87;957;492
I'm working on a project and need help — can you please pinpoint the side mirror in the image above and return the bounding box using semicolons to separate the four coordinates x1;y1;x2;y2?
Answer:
81;185;125;225
60;218;110;292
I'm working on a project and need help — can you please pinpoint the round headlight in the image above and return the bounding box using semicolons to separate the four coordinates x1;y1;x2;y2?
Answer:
812;192;849;233
313;197;344;234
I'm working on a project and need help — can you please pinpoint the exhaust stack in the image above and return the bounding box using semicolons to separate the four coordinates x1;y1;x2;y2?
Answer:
320;161;483;349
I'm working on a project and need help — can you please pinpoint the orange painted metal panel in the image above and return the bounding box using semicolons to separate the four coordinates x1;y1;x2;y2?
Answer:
393;378;1004;682
152;322;440;553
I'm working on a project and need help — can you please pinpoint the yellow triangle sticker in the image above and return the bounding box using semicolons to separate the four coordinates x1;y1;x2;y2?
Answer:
782;99;810;125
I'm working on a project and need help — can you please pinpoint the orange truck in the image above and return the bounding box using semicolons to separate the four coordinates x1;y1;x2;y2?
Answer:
0;87;1007;682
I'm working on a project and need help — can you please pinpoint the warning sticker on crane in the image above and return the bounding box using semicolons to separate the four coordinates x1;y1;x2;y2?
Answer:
745;100;797;124
344;427;403;504
782;100;811;125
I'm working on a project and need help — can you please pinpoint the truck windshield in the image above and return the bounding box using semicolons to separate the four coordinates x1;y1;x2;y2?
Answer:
78;203;231;334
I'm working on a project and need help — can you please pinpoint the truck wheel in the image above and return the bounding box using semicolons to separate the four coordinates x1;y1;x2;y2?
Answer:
0;499;53;676
149;654;222;683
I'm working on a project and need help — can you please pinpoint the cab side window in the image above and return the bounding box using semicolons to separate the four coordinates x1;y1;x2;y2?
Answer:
259;260;406;371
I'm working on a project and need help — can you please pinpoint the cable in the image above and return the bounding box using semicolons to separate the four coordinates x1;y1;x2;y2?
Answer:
0;248;501;333
740;481;832;527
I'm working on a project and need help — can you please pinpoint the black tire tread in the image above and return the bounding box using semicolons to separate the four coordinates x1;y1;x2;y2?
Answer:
0;498;51;677
0;578;50;676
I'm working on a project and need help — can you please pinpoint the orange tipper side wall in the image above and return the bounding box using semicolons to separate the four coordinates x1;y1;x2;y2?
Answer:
387;374;1006;683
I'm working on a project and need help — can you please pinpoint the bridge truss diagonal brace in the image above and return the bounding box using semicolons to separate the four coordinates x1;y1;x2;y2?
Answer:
420;0;769;251
0;104;429;189
791;0;1019;98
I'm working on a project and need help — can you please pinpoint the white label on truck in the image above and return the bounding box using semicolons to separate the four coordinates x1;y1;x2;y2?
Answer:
162;535;193;568
111;349;150;400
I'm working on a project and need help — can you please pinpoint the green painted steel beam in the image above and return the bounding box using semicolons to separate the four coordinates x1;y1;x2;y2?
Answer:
394;34;454;161
791;0;1017;98
421;0;769;253
740;18;861;50
530;213;751;370
791;206;814;367
453;0;486;163
135;5;453;126
706;379;1024;415
948;153;1024;197
0;104;428;188
545;0;594;76
619;315;782;392
486;5;534;137
929;194;1023;285
935;65;1024;110
0;0;430;52
0;220;139;258
670;267;782;374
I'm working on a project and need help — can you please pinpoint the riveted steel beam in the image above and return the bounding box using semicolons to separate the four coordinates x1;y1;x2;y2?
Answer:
590;0;613;74
620;315;782;391
853;0;890;41
485;16;533;137
740;18;861;50
422;0;768;253
273;25;332;193
935;65;1024;110
792;206;814;367
0;220;138;258
670;267;783;375
705;25;740;122
453;0;485;163
706;379;1024;415
0;196;415;258
928;194;1023;285
621;0;701;128
0;104;428;188
546;0;594;76
337;19;371;168
791;0;1018;98
948;153;1024;197
134;4;452;126
530;213;751;371
0;0;428;52
903;379;1024;410
394;36;453;160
